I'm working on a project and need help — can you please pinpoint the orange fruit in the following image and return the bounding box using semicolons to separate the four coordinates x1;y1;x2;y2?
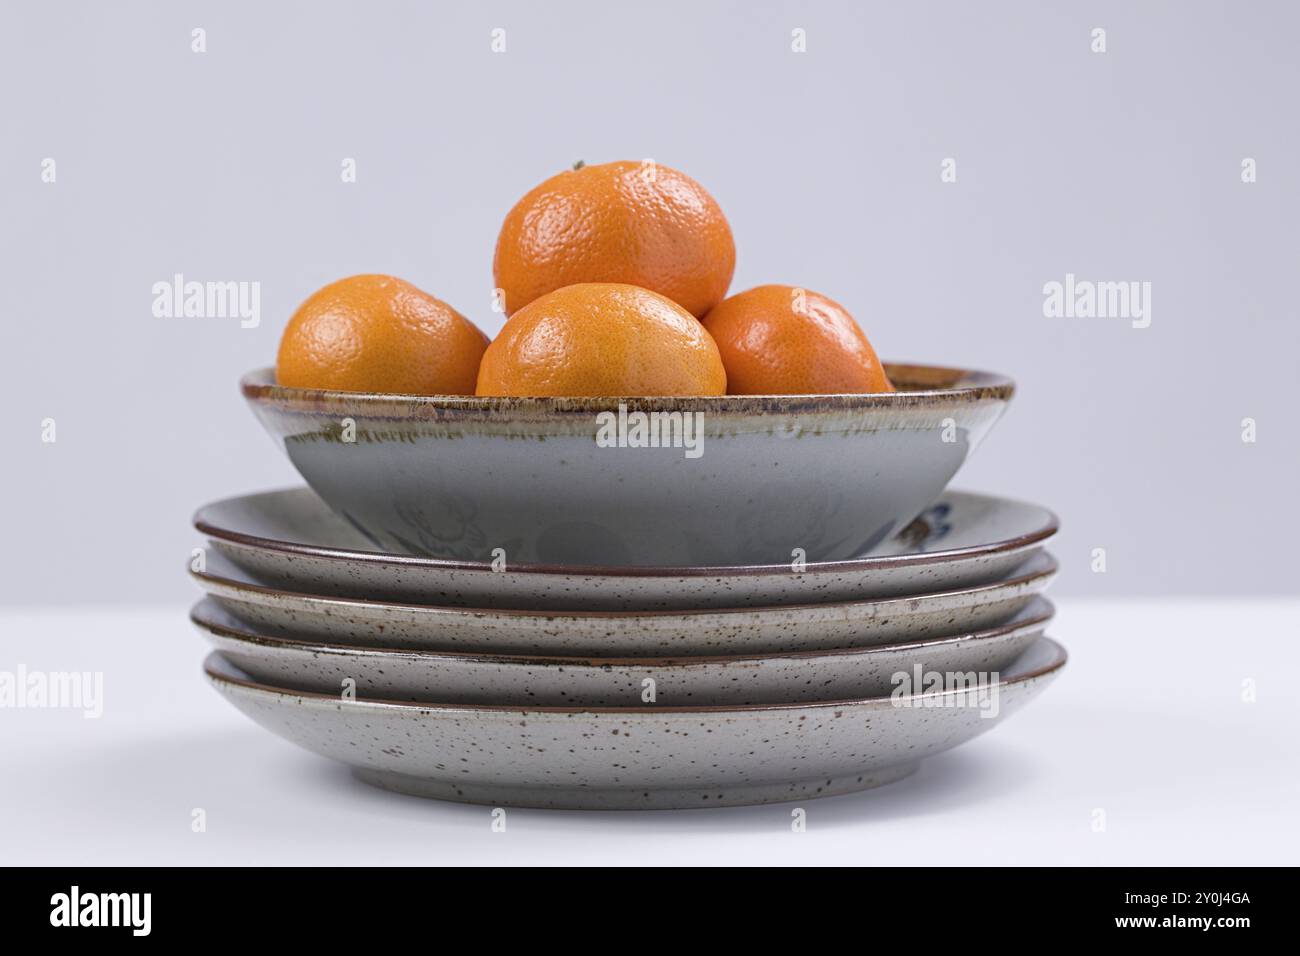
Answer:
276;274;488;394
493;160;735;319
701;285;895;395
475;283;727;397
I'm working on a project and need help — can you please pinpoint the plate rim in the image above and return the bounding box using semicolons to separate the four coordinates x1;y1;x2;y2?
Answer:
241;362;1014;416
190;595;1055;667
190;550;1058;620
203;636;1068;715
194;486;1060;580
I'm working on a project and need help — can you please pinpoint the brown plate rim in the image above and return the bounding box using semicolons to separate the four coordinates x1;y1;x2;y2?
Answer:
194;488;1059;580
189;551;1059;621
190;595;1055;667
203;637;1067;714
240;362;1015;417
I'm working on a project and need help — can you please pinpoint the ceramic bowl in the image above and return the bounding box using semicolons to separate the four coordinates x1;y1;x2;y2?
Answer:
195;487;1056;610
190;551;1056;656
205;636;1066;809
241;363;1013;567
191;596;1054;706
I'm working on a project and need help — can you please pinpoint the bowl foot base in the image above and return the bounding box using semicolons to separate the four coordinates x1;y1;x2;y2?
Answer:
352;762;919;810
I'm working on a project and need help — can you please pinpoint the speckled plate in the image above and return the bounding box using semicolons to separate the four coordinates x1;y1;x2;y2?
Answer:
242;364;1014;568
195;487;1056;611
190;551;1056;657
204;636;1067;809
191;595;1054;706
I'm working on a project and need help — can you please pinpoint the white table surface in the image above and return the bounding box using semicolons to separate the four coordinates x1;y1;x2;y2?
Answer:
2;599;1296;866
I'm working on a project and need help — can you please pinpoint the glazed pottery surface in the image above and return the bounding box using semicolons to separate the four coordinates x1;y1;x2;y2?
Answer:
241;363;1014;567
196;486;1056;610
204;637;1066;809
191;596;1054;706
190;551;1056;656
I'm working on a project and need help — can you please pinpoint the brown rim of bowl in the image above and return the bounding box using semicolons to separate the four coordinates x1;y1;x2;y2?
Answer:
190;595;1055;667
240;362;1015;418
189;552;1058;621
193;489;1058;580
202;637;1067;714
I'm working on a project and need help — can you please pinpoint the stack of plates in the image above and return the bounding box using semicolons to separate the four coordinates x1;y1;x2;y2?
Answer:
193;363;1066;809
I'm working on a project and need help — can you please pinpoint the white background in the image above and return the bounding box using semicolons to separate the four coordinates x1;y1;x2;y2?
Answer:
2;0;1298;601
3;600;1296;865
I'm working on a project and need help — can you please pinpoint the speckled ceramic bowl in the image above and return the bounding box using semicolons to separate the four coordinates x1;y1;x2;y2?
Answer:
241;363;1013;567
190;551;1056;656
191;596;1053;706
195;487;1056;610
205;636;1067;809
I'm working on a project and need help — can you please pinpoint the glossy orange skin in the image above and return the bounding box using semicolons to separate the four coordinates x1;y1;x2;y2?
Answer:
701;285;895;395
476;283;727;397
493;161;735;318
276;275;488;395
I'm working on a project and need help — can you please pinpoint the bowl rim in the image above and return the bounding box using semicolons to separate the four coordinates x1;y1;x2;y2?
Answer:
203;637;1067;714
194;487;1059;579
190;595;1055;667
240;361;1014;416
189;550;1057;620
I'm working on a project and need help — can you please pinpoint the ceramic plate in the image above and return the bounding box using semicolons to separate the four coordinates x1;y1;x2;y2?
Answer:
241;363;1013;566
195;487;1057;611
190;551;1056;657
191;596;1054;706
205;636;1066;809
